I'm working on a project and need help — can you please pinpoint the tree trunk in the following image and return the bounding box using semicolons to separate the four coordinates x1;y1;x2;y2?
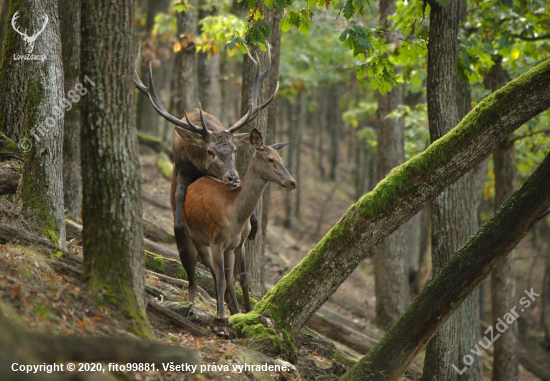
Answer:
0;0;8;64
340;146;550;381
136;0;170;135
175;2;198;117
235;5;281;294
543;246;550;349
374;0;409;329
0;0;26;142
284;99;295;227
15;0;65;249
245;57;550;334
328;84;340;181
80;0;151;339
294;92;306;218
422;1;462;379
60;0;81;219
488;58;519;381
455;11;485;375
197;2;222;116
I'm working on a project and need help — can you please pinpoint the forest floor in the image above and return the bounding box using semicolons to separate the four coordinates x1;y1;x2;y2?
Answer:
0;146;547;380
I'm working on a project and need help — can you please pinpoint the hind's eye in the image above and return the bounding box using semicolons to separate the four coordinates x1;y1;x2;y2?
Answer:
207;150;215;156
269;158;274;163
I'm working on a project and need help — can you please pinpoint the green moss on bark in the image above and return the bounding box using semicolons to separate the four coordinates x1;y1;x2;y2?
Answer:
230;312;297;363
145;251;166;274
156;153;173;180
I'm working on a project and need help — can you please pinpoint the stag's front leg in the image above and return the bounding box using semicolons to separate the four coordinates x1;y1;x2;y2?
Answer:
234;243;251;312
172;172;197;303
224;250;239;315
211;244;227;318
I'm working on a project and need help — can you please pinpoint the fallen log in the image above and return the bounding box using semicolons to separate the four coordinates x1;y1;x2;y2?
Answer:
0;162;20;195
306;310;378;354
137;132;173;161
147;299;212;338
142;188;171;210
142;217;175;244
0;223;71;256
0;133;23;161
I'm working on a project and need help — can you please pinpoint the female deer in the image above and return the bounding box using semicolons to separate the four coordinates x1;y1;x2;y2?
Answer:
183;129;297;317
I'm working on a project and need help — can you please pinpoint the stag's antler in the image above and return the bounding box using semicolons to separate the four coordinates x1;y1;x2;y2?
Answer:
134;46;210;138
227;43;279;133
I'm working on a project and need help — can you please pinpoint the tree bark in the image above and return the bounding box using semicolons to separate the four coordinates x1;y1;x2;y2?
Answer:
422;1;462;379
488;58;519;381
246;57;550;334
197;4;222;117
60;0;81;219
80;0;151;338
236;4;282;294
0;0;26;142
0;0;8;64
340;145;550;381
328;84;340;181
374;0;409;329
16;0;66;249
543;246;550;349
175;1;198;116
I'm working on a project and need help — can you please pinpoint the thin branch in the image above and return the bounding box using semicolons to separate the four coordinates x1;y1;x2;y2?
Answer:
512;34;550;41
510;129;550;143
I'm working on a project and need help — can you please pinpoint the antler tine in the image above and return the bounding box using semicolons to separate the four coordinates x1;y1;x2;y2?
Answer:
227;43;278;133
198;103;210;134
134;46;208;136
183;111;204;135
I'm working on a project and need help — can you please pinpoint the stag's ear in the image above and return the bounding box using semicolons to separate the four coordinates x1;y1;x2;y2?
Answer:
232;133;251;147
175;127;206;146
270;141;292;151
250;128;264;150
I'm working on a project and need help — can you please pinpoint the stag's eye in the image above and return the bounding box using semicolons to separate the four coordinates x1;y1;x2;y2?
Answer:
269;158;274;163
207;150;215;157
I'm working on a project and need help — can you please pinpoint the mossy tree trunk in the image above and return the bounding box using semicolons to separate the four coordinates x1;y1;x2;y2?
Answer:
488;58;519;381
236;4;282;294
0;0;26;142
244;58;550;335
339;145;550;381
18;0;66;249
60;0;81;219
374;0;409;329
80;0;152;339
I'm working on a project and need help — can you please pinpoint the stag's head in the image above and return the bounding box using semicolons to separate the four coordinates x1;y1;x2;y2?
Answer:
134;44;279;186
174;108;250;186
11;11;49;54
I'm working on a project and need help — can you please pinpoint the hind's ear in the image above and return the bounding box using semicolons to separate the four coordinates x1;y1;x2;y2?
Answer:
249;128;264;150
232;133;251;147
175;127;206;146
270;141;292;151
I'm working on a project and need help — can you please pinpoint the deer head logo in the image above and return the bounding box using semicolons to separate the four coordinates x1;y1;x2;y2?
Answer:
11;11;48;54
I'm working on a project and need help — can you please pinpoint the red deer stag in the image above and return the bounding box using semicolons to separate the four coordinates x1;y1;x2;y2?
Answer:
134;45;278;303
184;129;297;317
